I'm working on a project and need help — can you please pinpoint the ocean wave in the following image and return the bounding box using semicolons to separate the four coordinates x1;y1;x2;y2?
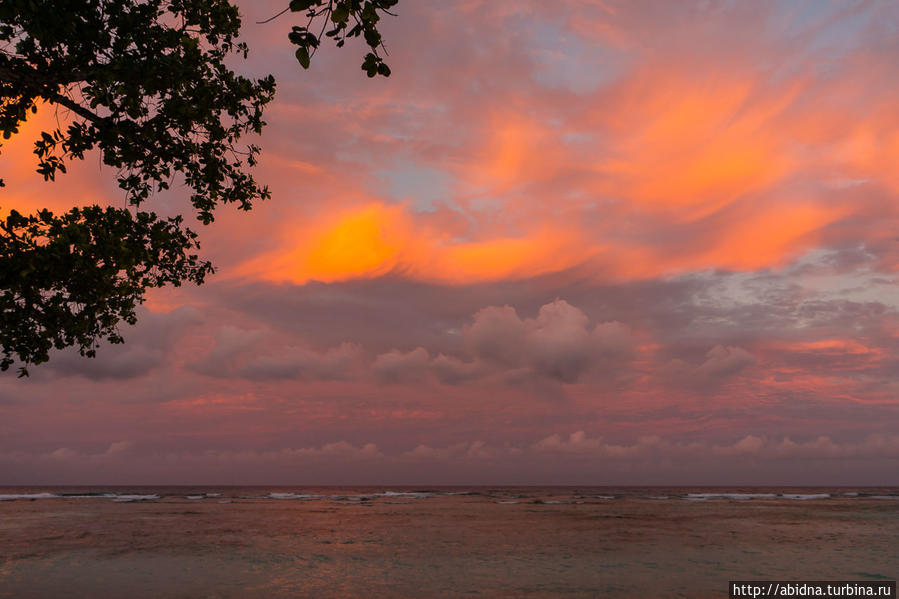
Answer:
0;493;60;501
267;493;321;500
2;489;895;504
112;494;160;502
779;493;831;500
686;493;778;500
0;492;159;502
377;491;432;498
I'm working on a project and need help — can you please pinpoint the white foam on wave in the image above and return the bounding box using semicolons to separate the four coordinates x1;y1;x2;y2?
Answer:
62;493;117;499
686;493;778;500
496;500;519;504
0;493;59;501
378;491;431;498
185;495;204;500
112;494;160;502
593;495;615;500
780;493;831;500
205;493;222;498
0;492;162;502
267;493;321;500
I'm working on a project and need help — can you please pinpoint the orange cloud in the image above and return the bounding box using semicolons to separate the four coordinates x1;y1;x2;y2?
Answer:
238;64;853;286
772;339;882;356
1;105;113;217
236;202;593;284
587;68;804;223
685;201;847;272
233;193;844;285
466;111;551;193
5;2;895;291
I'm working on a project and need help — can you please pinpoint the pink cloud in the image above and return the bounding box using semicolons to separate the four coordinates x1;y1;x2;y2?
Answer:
464;299;636;383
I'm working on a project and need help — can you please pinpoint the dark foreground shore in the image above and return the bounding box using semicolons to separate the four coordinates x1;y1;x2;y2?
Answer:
1;487;896;598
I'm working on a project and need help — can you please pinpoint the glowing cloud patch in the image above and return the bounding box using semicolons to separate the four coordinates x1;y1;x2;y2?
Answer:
240;202;591;285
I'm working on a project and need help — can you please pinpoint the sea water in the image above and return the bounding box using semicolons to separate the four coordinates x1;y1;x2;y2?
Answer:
1;486;896;598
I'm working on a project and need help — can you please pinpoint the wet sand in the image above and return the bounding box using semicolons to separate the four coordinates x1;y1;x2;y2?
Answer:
1;488;896;598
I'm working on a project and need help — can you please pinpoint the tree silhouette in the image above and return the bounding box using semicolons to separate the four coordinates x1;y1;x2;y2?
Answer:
0;0;398;376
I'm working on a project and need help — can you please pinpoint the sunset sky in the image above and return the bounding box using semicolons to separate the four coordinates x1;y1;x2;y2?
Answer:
2;0;899;485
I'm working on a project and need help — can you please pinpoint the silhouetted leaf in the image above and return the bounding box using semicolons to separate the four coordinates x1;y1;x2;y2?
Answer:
295;46;310;68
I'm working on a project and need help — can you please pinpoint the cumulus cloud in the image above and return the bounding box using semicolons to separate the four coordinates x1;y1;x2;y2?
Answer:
372;347;432;384
190;326;362;381
367;299;636;385
50;345;166;381
696;345;757;380
371;347;485;386
1;440;381;464
239;343;362;381
47;306;204;380
4;434;898;487
463;299;636;383
533;431;674;459
712;433;899;460
528;300;597;382
49;447;78;460
663;344;757;387
6;441;135;462
464;305;527;367
274;441;382;461
104;441;134;455
401;440;502;461
189;326;267;377
531;431;899;461
152;441;385;465
430;354;485;385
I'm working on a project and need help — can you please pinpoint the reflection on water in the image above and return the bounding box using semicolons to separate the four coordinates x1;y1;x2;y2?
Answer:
1;487;897;598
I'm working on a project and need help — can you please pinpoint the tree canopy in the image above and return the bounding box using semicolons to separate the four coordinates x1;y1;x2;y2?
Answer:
0;0;398;376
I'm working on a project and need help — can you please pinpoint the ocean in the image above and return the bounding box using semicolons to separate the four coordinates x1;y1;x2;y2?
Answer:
1;486;896;598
